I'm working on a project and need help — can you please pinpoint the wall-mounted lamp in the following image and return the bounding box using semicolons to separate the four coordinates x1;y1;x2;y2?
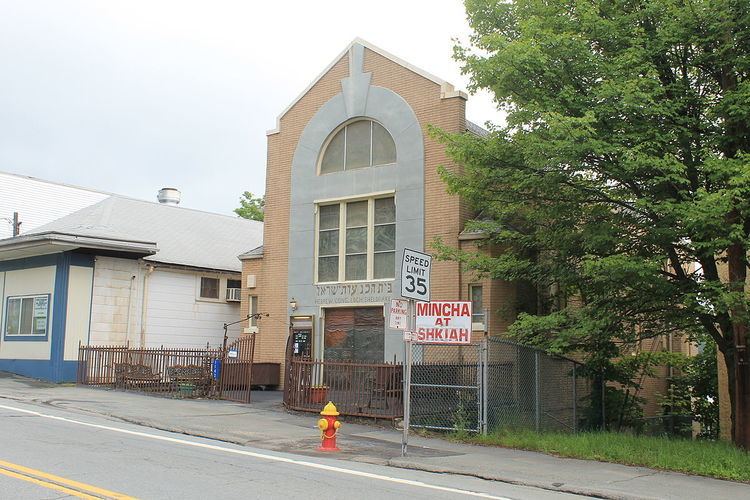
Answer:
289;297;298;311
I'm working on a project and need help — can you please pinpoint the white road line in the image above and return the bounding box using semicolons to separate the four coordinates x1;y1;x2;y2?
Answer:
0;403;509;499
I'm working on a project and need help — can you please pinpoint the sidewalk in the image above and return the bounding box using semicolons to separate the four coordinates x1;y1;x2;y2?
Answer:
0;373;745;500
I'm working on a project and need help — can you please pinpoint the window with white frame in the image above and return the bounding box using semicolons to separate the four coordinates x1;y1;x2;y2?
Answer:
199;277;220;299
319;120;396;174
5;295;49;337
470;284;485;328
250;296;259;327
317;196;396;282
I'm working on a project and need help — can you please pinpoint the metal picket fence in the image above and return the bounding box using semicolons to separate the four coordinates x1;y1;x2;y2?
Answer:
409;338;588;434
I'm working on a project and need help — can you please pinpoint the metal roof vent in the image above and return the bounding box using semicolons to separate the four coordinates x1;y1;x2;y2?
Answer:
157;187;181;206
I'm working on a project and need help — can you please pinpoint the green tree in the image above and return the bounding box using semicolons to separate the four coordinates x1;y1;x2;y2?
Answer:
436;0;750;444
234;192;265;222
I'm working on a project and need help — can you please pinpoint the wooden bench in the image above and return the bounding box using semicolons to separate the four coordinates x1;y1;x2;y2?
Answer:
167;365;211;397
114;363;161;389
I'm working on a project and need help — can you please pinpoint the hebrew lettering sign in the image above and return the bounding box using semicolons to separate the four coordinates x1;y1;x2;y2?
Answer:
314;281;394;305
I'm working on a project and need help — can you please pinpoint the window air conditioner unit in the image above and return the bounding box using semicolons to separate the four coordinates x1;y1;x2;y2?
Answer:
226;288;242;302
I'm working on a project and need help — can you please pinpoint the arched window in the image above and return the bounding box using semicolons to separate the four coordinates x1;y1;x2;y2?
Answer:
319;120;396;174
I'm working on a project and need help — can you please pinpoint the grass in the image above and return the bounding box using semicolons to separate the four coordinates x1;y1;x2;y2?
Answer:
456;429;750;482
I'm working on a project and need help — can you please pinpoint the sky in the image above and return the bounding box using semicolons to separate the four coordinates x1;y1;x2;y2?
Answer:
0;0;501;216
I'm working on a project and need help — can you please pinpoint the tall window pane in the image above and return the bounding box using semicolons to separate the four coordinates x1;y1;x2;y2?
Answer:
318;257;339;282
6;298;21;335
319;204;340;230
319;230;339;255
320;129;345;174
345;200;368;280
374;197;396;224
373;197;395;279
372;122;396;166
20;297;33;335
470;285;485;325
250;296;259;327
373;252;395;279
346;200;368;227
345;254;367;281
344;121;371;170
318;204;340;282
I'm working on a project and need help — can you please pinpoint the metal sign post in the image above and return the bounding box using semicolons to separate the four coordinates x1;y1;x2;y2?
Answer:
401;248;431;457
401;314;413;456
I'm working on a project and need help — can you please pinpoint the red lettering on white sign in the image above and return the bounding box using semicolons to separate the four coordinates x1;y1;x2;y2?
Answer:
414;301;472;345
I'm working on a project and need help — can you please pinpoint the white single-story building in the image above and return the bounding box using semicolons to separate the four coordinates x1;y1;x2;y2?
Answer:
0;191;262;382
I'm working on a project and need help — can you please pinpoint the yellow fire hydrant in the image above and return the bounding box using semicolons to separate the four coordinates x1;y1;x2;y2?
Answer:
317;401;341;451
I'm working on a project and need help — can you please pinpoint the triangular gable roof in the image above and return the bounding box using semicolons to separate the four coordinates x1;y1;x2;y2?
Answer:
266;37;467;135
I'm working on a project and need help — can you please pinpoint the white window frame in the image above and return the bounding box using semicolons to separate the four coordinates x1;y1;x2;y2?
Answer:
314;193;396;284
196;276;223;302
249;295;259;327
4;294;50;338
469;284;486;331
317;119;397;175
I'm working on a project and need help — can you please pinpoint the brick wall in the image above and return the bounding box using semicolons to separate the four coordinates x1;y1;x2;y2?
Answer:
242;44;520;383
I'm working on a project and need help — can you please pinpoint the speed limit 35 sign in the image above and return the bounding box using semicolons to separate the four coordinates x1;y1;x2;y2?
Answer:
401;248;431;302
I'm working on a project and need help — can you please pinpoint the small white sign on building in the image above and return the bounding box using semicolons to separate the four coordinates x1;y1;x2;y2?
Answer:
389;299;408;330
414;301;472;345
401;248;432;302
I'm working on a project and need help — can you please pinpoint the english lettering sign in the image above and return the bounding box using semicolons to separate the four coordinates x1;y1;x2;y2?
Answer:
389;299;408;330
414;301;472;344
401;248;431;302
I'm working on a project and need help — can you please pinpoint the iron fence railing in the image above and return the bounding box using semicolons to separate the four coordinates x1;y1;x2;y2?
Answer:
77;340;255;403
284;356;403;419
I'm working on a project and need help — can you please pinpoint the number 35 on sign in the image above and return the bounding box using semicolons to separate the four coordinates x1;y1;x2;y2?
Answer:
401;248;431;302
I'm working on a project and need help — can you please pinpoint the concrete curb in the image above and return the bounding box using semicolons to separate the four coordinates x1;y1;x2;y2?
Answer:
386;459;661;500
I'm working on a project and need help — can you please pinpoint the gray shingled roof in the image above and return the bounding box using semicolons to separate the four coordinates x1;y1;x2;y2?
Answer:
238;245;264;260
466;120;489;137
31;196;262;272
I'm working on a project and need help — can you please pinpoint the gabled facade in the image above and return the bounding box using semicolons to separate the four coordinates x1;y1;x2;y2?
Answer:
241;40;522;377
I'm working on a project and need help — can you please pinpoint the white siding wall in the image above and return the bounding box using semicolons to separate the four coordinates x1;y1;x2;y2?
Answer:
145;268;241;348
90;257;142;345
63;266;94;360
89;257;241;348
0;172;109;239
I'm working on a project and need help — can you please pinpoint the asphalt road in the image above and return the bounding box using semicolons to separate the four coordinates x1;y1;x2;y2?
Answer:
0;399;587;499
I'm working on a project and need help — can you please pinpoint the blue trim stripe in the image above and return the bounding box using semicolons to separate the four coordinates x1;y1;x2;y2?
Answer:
0;360;78;383
50;252;71;382
70;253;95;268
0;254;58;272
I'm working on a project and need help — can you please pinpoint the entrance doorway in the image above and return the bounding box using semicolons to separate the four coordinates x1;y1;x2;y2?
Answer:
323;306;384;362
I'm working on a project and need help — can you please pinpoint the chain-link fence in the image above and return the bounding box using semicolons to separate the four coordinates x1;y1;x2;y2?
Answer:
485;338;588;433
410;343;483;432
408;338;589;434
